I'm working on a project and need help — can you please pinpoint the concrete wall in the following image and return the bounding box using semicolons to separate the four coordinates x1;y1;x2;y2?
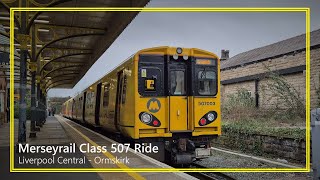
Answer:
212;129;306;163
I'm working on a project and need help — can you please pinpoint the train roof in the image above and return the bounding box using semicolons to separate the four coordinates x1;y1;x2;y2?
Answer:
137;46;219;58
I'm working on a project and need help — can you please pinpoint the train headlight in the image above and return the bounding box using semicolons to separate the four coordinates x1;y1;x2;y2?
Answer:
141;112;152;124
207;113;215;121
183;55;188;60
199;111;217;126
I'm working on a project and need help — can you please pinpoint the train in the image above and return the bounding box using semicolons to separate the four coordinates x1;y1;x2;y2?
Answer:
62;46;221;164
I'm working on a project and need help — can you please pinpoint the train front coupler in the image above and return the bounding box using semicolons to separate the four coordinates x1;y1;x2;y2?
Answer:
169;138;196;165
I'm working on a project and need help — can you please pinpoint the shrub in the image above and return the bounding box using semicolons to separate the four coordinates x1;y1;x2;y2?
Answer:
264;69;305;118
222;88;255;120
227;88;254;108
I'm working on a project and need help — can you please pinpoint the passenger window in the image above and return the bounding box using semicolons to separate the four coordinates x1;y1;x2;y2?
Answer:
198;70;216;95
91;92;95;108
170;71;186;95
87;92;94;109
103;83;110;107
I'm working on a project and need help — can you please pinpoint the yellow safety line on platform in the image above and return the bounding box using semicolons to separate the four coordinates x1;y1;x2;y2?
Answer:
60;117;146;180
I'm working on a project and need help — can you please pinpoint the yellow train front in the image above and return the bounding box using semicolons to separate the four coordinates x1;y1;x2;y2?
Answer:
62;46;221;164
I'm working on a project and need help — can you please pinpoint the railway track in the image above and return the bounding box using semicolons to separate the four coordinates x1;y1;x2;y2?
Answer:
187;171;218;180
188;163;236;180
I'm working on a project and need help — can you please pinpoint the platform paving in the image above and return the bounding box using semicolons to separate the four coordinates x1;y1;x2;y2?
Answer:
0;118;101;180
0;116;196;180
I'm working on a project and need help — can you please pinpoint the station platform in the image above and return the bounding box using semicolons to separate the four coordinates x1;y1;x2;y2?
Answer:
0;116;196;180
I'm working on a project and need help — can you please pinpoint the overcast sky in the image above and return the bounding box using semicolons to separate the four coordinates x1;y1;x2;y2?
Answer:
48;0;320;97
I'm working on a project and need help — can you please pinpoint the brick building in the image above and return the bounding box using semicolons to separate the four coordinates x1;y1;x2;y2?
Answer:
220;29;320;110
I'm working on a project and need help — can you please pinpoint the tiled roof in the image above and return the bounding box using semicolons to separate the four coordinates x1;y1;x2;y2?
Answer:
221;29;320;70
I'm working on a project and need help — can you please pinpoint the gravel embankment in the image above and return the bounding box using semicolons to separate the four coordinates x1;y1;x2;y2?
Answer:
197;148;312;180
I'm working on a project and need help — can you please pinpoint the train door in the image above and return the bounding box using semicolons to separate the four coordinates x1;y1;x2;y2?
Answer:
114;70;124;130
71;99;75;119
82;92;86;123
168;63;188;132
95;83;102;126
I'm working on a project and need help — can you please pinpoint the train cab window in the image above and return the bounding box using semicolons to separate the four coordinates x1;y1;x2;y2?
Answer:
138;67;163;96
170;70;186;95
103;83;110;107
138;55;164;96
198;70;216;95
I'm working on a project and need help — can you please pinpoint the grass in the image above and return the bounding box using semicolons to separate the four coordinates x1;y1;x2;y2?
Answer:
222;118;305;140
216;118;306;162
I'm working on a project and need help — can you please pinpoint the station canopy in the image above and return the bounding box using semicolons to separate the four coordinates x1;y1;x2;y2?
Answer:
0;0;149;91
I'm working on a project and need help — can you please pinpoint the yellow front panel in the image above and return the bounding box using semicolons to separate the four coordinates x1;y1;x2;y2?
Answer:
135;97;167;129
169;96;188;131
193;97;221;134
135;46;221;138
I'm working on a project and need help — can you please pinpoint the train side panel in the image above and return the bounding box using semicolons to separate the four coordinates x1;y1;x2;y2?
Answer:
73;94;79;120
67;99;73;118
96;57;135;136
73;95;79;120
62;102;66;117
98;71;118;132
117;59;136;138
79;93;85;121
84;87;96;125
74;93;85;121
